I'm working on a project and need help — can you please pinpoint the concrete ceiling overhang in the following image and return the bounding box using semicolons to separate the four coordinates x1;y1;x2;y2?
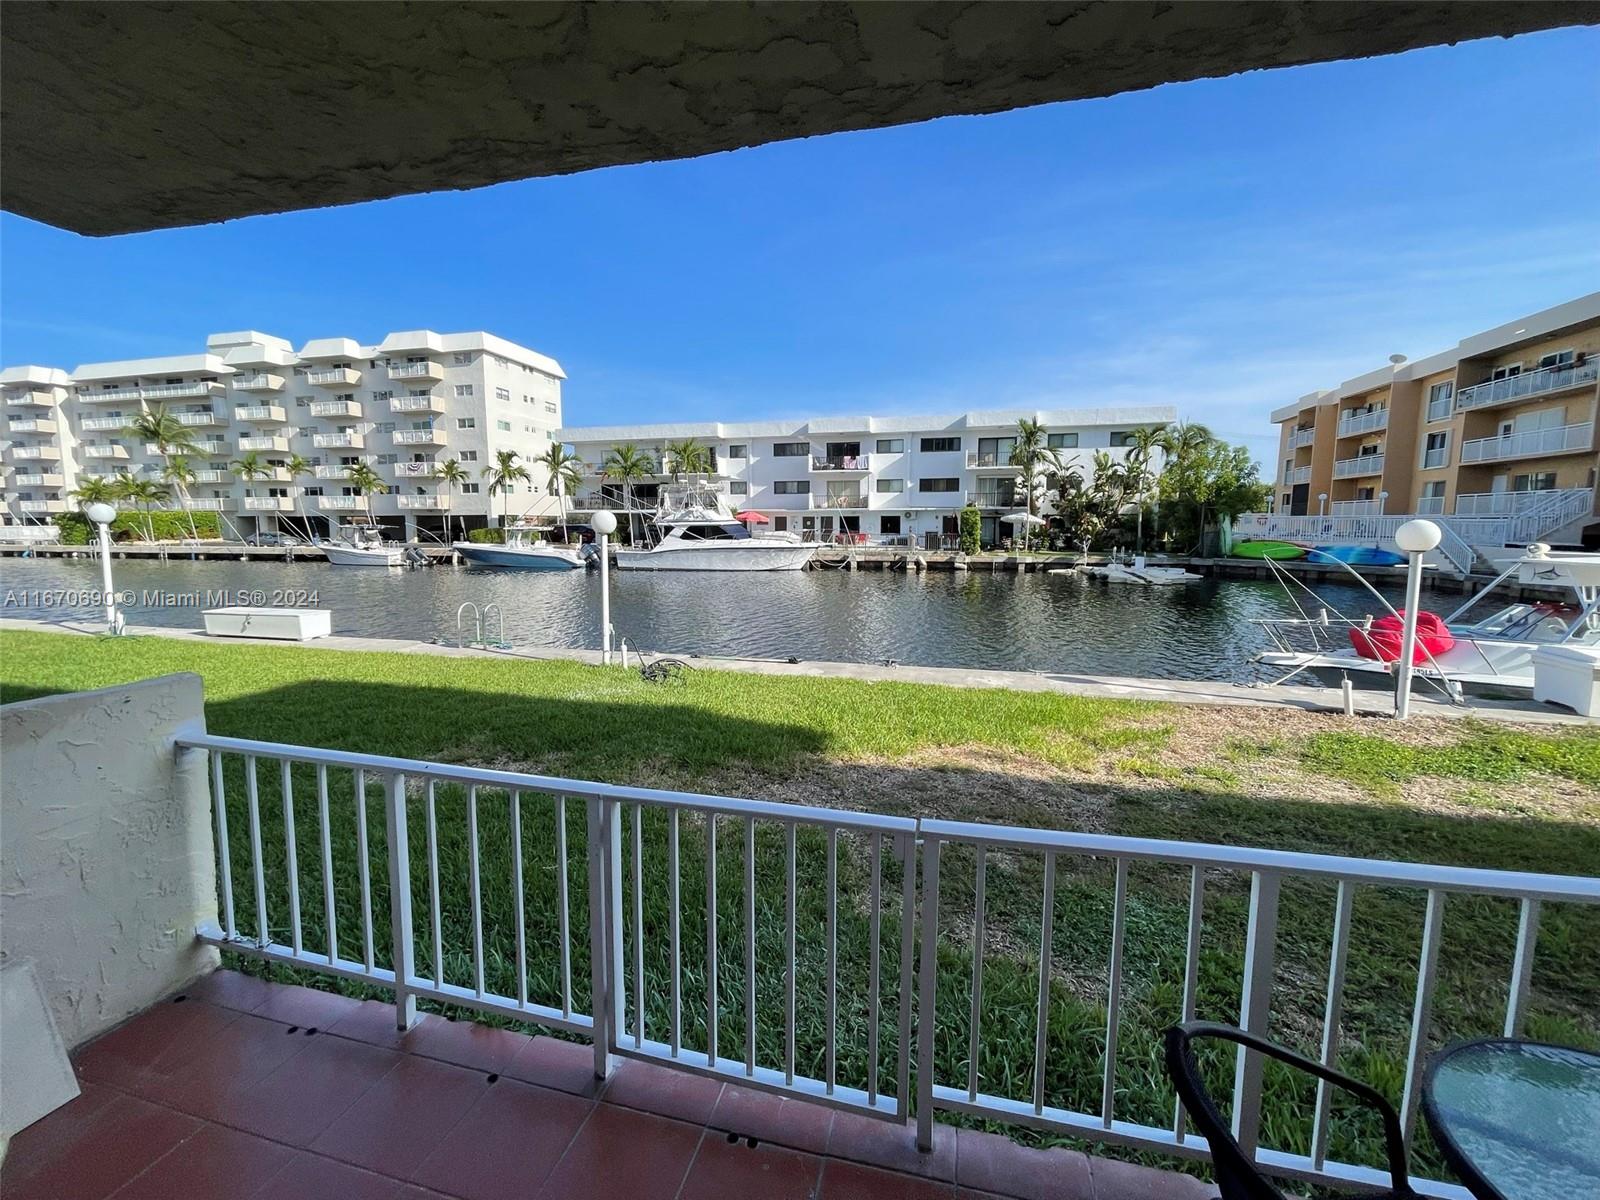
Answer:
2;1;1593;237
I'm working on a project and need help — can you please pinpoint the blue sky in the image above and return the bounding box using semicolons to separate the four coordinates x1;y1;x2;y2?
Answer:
3;26;1597;468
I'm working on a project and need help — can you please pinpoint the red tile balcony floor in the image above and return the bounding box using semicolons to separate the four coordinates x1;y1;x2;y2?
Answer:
1;971;1217;1200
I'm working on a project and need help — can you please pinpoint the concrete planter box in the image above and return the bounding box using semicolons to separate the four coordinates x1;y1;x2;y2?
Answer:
1532;645;1600;716
202;607;331;641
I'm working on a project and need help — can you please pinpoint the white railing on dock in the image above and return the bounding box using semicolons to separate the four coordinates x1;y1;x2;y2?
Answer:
177;733;1600;1199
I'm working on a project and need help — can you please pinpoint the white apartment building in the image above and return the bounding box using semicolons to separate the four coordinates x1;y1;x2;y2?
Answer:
2;330;565;540
559;406;1176;545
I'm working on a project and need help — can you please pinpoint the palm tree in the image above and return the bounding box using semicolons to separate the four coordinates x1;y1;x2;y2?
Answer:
284;453;313;539
664;437;712;480
346;461;388;500
114;473;168;542
601;443;656;522
1155;421;1216;549
1006;419;1064;553
68;476;117;508
480;449;531;530
536;443;585;534
160;454;201;541
125;405;201;525
433;458;469;543
1122;425;1168;553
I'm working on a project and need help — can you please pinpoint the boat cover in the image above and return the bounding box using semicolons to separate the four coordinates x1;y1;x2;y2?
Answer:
1348;610;1456;664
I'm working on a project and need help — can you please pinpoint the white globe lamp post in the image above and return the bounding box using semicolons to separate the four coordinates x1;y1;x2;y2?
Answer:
1392;518;1442;719
83;501;124;635
590;509;618;664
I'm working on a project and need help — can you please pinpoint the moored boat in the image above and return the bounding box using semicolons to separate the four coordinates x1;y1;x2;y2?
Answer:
319;524;407;567
454;525;587;571
614;482;817;572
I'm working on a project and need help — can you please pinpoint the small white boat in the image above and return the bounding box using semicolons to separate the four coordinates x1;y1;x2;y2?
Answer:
319;525;407;567
453;525;587;571
1255;544;1600;698
615;482;817;572
1085;555;1203;585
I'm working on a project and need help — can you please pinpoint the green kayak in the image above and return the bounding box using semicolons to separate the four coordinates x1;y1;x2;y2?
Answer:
1233;540;1308;560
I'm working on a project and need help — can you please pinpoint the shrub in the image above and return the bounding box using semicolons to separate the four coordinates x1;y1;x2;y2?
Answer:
958;505;981;555
466;527;506;544
55;510;222;545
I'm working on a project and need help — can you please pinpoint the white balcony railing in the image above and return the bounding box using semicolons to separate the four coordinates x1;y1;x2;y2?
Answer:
389;395;445;413
238;436;290;452
1330;499;1382;515
1335;408;1388;438
5;389;58;407
1287;427;1317;449
396;494;451;509
966;491;1017;508
11;446;63;461
234;405;288;424
318;494;370;510
79;387;144;404
1459;421;1592;465
388;361;444;381
7;418;58;434
392;428;443;445
1283;465;1311;486
233;373;286;392
79;415;127;431
810;492;866;509
12;473;65;487
178;731;1600;1200
309;399;363;418
81;444;129;459
1455;359;1599;412
143;382;221;401
1415;496;1446;515
1452;487;1591;517
305;367;362;387
193;470;232;484
243;496;294;511
313;432;364;449
1332;453;1384;478
18;499;67;513
175;410;226;426
392;461;436;478
182;498;233;511
314;465;351;479
813;454;870;471
965;451;1018;470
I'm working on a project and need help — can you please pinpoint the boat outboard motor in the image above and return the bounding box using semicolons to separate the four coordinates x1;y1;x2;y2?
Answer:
578;542;600;566
402;545;430;568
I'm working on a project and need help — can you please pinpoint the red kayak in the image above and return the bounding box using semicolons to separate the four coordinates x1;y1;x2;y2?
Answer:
1349;611;1456;664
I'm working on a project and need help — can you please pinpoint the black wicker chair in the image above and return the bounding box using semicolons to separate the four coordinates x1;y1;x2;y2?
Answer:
1164;1021;1419;1200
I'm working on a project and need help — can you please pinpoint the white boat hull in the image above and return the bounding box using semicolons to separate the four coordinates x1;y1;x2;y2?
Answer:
320;543;406;567
452;541;585;570
1258;638;1537;695
614;542;816;571
1088;564;1203;585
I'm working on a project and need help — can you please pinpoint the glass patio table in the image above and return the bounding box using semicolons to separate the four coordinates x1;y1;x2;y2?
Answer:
1422;1039;1600;1200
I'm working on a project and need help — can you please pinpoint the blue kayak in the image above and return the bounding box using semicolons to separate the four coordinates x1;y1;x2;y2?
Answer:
1311;544;1406;567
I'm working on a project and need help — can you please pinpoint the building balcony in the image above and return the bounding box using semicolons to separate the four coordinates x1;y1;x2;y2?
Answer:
388;360;445;382
967;490;1018;508
1455;359;1599;413
314;464;352;479
1335;408;1388;438
313;432;365;449
390;394;446;414
78;387;144;404
1283;465;1311;486
7;417;58;435
1332;453;1384;478
12;448;64;464
309;398;363;418
18;498;68;513
570;493;636;511
182;497;235;511
13;473;65;488
175;409;228;427
5;388;58;407
392;461;437;478
305;366;362;387
243;496;294;511
397;493;451;509
1453;487;1587;516
239;435;291;453
966;451;1024;471
143;381;224;401
810;492;866;509
79;415;128;432
235;404;288;424
1330;499;1382;515
80;444;128;460
1416;496;1446;515
812;454;870;472
1287;427;1317;449
392;427;445;446
232;372;286;392
318;494;370;511
193;469;232;484
1459;421;1593;465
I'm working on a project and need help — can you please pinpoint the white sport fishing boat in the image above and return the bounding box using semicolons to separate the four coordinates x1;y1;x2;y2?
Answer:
319;524;409;567
615;481;817;572
453;524;588;571
1255;544;1600;698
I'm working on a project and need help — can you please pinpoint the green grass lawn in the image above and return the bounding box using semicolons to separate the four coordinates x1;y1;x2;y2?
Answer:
4;627;1598;1185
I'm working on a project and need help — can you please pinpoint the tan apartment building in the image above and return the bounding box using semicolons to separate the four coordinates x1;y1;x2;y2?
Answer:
1269;293;1600;546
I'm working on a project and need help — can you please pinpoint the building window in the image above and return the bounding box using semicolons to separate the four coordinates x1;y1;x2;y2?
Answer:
461;450;478;462
1422;432;1449;470
456;418;476;429
495;387;511;402
876;478;905;493
920;437;960;453
1280;493;1291;510
919;478;959;493
728;481;749;496
544;401;558;415
875;438;904;455
1109;431;1134;448
773;480;810;495
453;353;472;365
1047;432;1078;449
879;515;901;535
772;516;788;532
455;384;474;397
496;420;511;432
1426;381;1453;422
773;442;810;457
462;482;480;494
1512;472;1558;492
726;444;748;459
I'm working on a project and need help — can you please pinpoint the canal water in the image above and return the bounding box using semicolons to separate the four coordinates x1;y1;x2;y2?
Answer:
0;555;1438;682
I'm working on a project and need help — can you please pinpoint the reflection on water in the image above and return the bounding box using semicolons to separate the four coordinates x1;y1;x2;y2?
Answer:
0;555;1433;682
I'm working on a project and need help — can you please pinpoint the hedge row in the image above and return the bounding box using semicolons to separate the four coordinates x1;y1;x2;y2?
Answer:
55;510;223;545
